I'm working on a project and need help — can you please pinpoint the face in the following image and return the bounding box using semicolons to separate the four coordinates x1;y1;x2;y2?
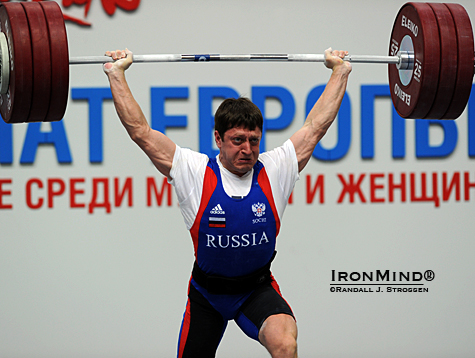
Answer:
215;126;261;177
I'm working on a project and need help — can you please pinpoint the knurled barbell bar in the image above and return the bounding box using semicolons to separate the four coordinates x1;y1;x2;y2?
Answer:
0;1;473;124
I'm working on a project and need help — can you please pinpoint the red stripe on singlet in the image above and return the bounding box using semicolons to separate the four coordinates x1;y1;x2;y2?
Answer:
189;166;217;262
257;167;281;237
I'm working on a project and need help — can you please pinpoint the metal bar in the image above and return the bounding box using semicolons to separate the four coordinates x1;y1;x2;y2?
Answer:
343;55;400;64
69;53;401;65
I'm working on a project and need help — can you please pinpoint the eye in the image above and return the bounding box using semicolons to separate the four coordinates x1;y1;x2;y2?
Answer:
232;137;243;144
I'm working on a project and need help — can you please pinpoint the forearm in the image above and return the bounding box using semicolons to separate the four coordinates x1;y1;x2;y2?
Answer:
107;70;175;176
103;49;176;178
305;66;350;141
107;71;150;145
290;49;352;171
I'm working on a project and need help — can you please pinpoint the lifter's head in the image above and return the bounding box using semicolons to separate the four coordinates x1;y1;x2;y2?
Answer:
214;98;263;177
214;97;263;139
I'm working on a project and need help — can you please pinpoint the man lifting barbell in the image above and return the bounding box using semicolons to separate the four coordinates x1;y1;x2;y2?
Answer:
0;0;472;355
103;47;351;358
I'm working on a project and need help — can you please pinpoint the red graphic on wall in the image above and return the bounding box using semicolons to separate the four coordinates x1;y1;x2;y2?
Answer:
0;0;141;27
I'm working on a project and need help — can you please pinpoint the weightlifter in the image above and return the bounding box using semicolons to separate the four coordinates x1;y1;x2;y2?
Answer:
103;47;351;358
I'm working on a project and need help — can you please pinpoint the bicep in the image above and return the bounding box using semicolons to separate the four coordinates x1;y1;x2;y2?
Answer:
290;125;325;173
136;127;176;179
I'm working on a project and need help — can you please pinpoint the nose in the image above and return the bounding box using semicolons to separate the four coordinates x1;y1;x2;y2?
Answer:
241;140;252;154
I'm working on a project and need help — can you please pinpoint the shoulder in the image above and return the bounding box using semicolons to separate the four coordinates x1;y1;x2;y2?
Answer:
259;139;298;169
169;146;210;229
170;146;209;176
169;145;209;188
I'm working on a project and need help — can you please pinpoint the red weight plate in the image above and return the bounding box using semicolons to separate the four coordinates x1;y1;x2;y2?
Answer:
22;2;52;122
0;3;32;123
388;2;440;119
443;3;474;119
424;3;458;119
39;1;69;122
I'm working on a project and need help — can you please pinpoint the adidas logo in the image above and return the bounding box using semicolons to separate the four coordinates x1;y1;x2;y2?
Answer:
210;204;225;215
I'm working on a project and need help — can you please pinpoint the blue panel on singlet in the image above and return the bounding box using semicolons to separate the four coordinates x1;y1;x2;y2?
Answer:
195;159;277;278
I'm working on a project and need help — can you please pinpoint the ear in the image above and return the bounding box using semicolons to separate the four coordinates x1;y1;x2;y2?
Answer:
214;130;223;149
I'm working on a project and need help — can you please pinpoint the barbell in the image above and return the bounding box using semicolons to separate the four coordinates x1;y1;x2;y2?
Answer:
0;1;473;124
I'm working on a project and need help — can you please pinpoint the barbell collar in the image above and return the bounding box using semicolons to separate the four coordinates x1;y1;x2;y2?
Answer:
396;51;414;70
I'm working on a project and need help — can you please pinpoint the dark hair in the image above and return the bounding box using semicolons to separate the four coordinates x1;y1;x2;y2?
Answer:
214;97;263;140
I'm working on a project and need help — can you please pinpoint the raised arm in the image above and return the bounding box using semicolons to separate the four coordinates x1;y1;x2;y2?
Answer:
103;49;176;179
290;48;352;172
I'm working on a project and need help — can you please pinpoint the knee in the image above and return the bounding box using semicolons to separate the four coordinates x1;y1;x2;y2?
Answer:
271;335;298;358
259;314;298;358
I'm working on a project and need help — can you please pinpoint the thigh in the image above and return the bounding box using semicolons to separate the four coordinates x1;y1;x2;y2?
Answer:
177;283;227;358
235;278;294;341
